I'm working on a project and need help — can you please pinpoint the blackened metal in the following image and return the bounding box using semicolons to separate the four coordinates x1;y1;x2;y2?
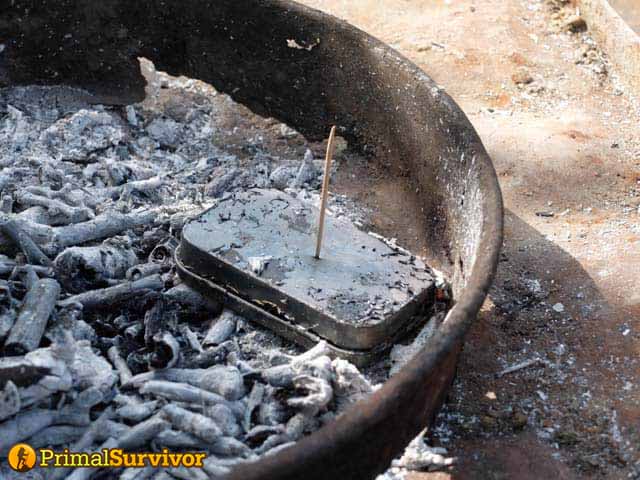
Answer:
2;1;504;478
178;188;434;352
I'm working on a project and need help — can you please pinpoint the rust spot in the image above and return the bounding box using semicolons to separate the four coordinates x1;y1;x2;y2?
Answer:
562;130;591;142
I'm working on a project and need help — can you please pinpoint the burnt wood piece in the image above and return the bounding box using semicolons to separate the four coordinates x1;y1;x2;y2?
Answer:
16;191;93;225
0;216;52;267
54;242;139;293
50;210;157;254
0;258;53;277
58;274;164;310
0;210;157;257
5;278;61;355
148;331;180;370
126;262;166;281
0;281;16;340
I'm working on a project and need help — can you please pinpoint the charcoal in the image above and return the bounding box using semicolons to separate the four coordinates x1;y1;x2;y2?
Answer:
69;340;118;395
16;190;94;225
48;209;158;254
121;467;156;480
331;357;375;411
257;396;289;427
0;194;13;214
148;237;179;264
138;380;230;407
0;215;52;267
107;345;133;384
244;382;265;431
0;381;20;422
147;118;182;149
0;347;66;392
205;167;241;198
291;149;319;188
187;343;231;368
128;364;245;401
48;408;115;480
66;437;119;480
18;367;73;409
0;409;65;453
45;303;97;344
116;400;159;422
166;466;210;480
153;429;203;449
245;425;285;448
269;165;298;190
28;425;85;448
161;404;222;442
2;106;31;152
199;365;245;401
4;278;61;355
0;76;451;476
124;323;144;342
164;283;222;319
54;239;138;292
148;331;180;370
0;387;101;453
126;262;167;281
211;436;252;457
125;105;139;127
119;415;170;450
144;296;168;347
40;109;125;162
261;364;296;388
59;274;164;310
176;327;200;356
287;374;333;417
96;420;132;441
0;281;17;340
205;403;242;438
15;205;55;225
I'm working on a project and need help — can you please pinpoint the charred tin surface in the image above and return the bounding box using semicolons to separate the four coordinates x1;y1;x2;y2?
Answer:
2;1;504;479
179;188;434;351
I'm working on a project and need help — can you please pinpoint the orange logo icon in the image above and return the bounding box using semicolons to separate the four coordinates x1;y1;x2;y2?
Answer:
8;443;36;472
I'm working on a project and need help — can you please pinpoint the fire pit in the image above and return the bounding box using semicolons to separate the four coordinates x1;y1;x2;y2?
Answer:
2;1;503;479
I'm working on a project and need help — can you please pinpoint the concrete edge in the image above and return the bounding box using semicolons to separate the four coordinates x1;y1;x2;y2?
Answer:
578;0;640;93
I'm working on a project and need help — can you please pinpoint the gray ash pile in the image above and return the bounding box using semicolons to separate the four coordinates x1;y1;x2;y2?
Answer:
0;63;451;479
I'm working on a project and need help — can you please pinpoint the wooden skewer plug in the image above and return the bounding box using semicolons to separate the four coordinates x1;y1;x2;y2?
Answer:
314;125;337;259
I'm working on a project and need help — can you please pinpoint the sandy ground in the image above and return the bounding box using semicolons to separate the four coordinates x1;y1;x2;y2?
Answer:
297;0;639;478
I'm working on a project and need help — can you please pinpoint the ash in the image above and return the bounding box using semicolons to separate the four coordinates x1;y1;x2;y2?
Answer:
0;62;451;479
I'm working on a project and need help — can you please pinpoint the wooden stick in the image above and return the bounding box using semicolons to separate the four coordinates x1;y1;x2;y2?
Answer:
314;126;337;259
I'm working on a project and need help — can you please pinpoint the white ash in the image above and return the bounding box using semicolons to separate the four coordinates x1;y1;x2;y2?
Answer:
0;64;451;478
390;312;445;376
375;429;457;480
41;109;126;163
247;255;273;276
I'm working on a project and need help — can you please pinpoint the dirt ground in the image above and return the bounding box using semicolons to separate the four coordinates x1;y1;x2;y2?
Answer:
297;0;639;478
